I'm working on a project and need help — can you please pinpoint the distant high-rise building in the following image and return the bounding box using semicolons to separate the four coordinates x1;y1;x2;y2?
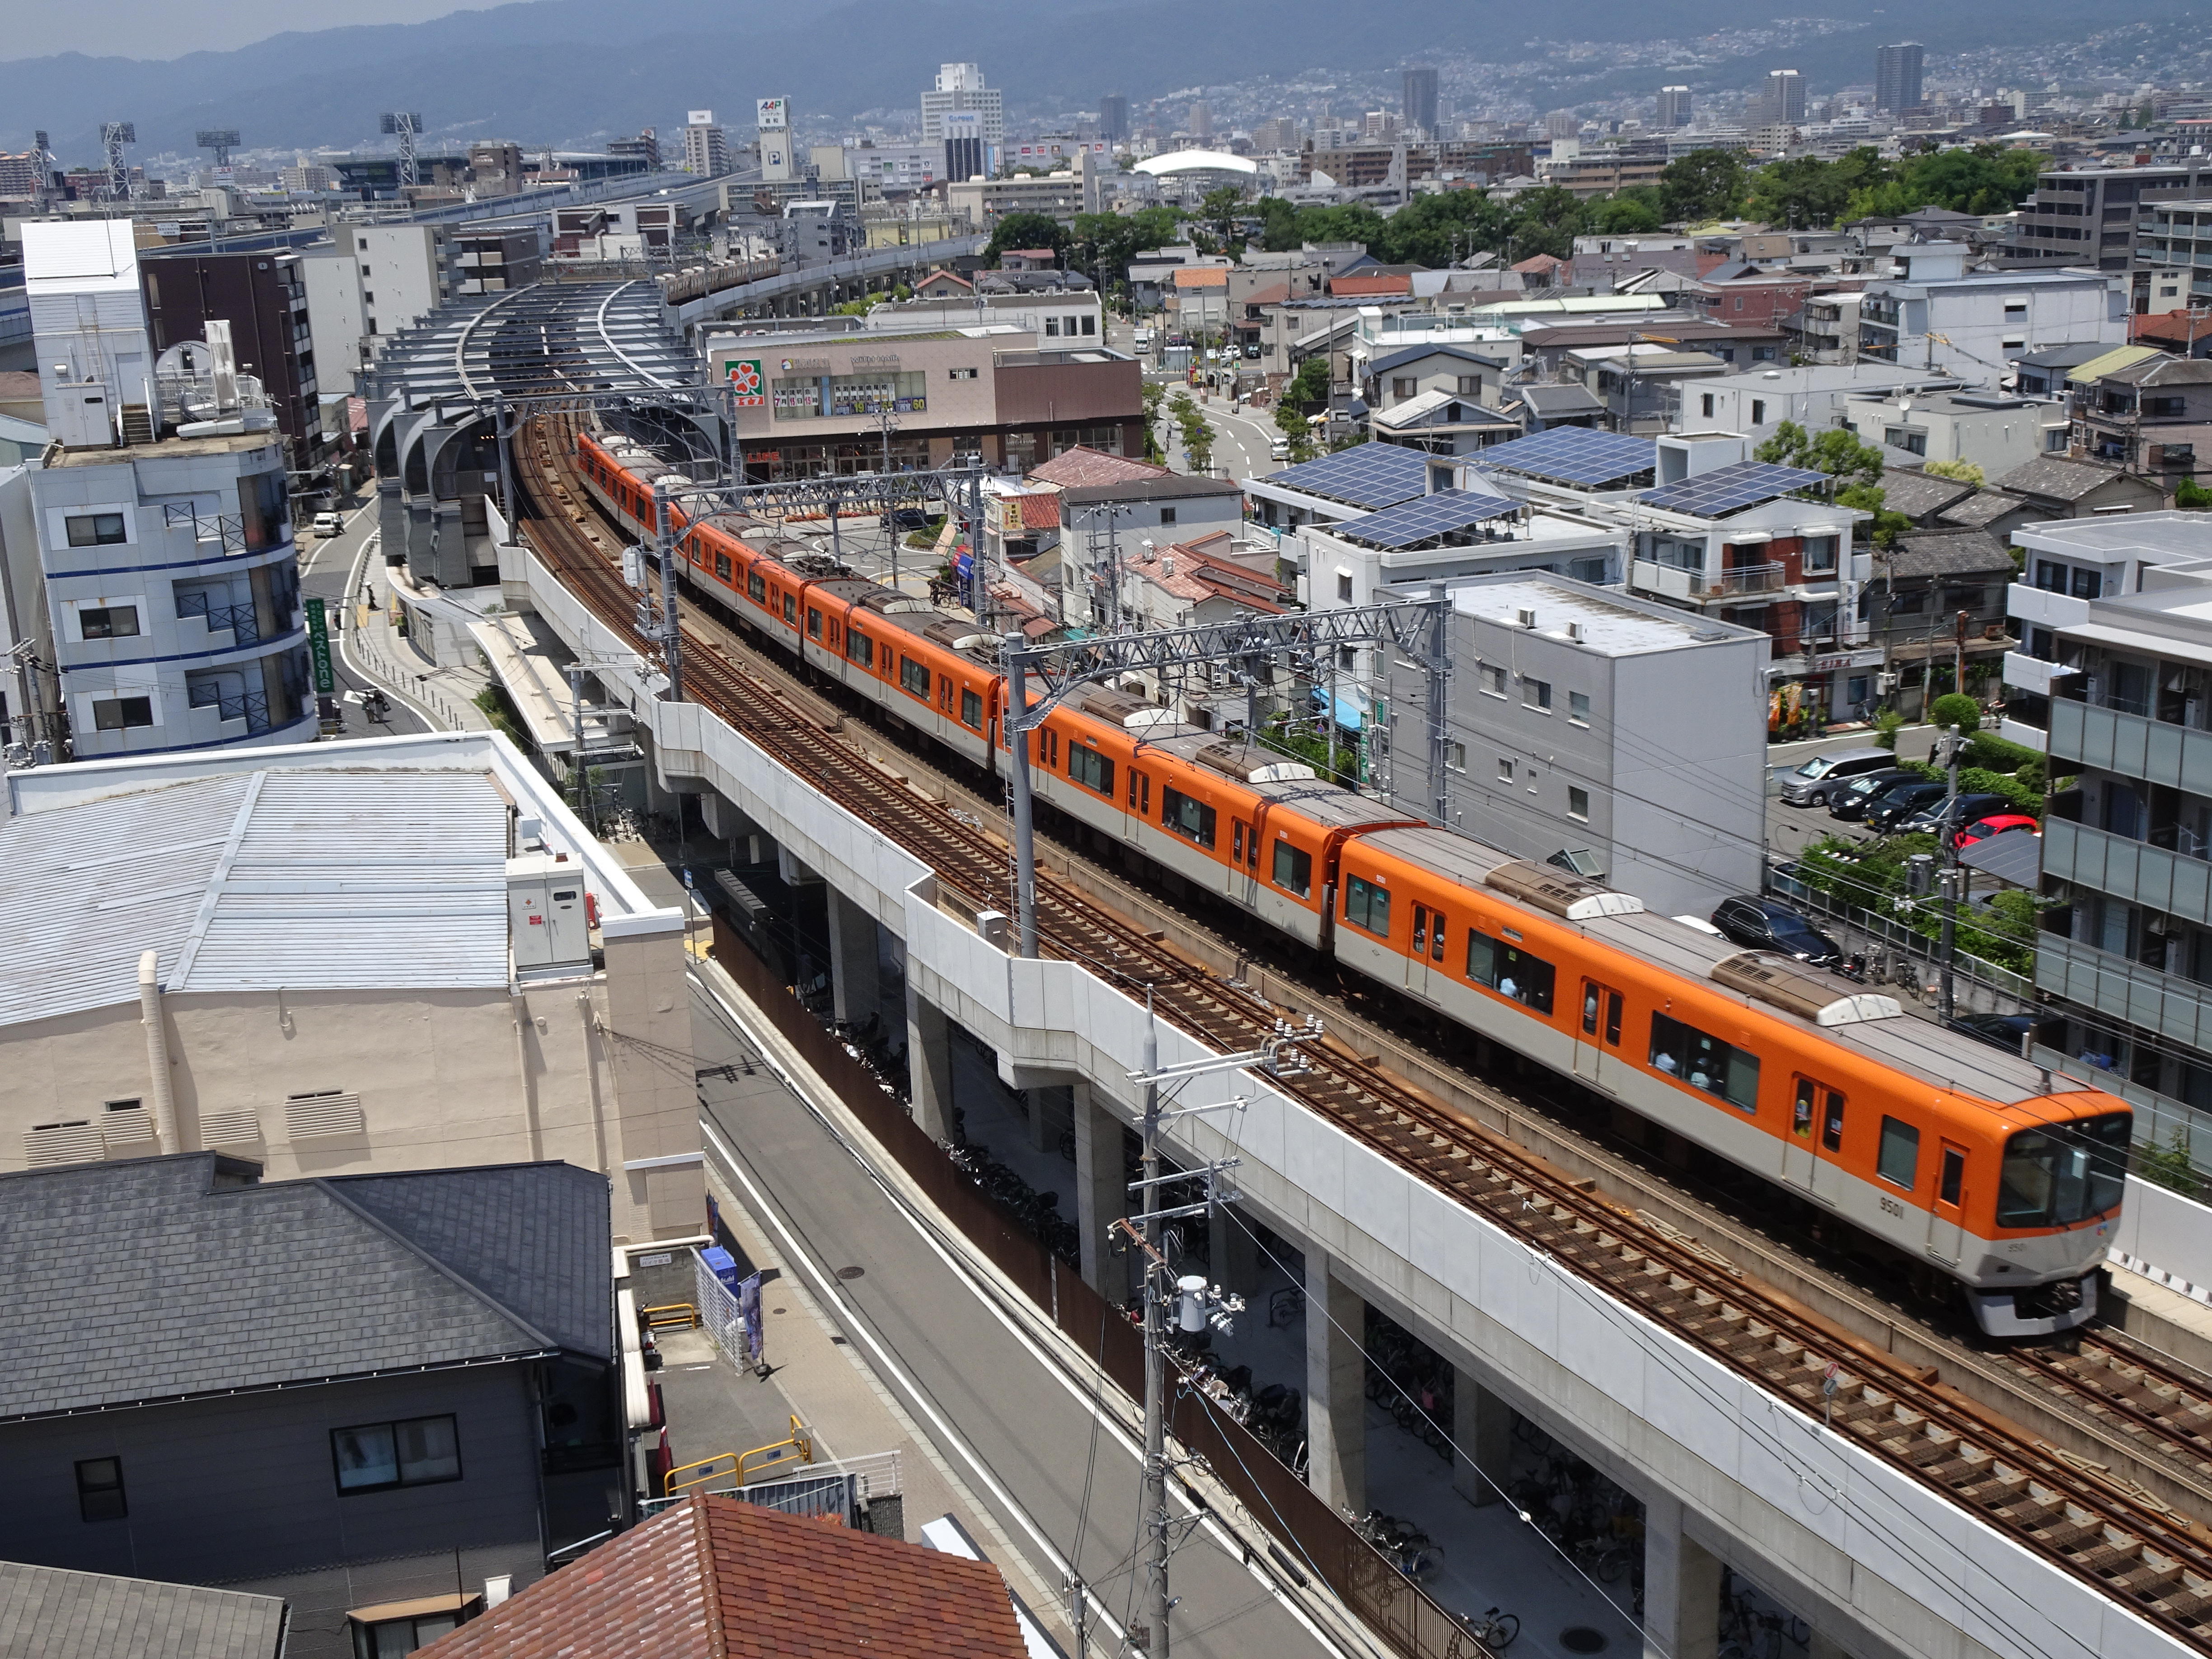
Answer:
1251;117;1300;153
1764;70;1806;125
1099;94;1129;143
1656;86;1693;129
922;63;1004;144
1402;67;1440;138
1545;110;1580;141
1188;101;1214;140
609;128;661;170
683;112;729;177
1875;43;1925;112
756;96;794;183
1363;110;1399;140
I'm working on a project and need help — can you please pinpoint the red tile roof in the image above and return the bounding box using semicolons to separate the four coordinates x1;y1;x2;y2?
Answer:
421;1494;1031;1659
1172;266;1229;289
1019;492;1064;531
2133;309;2212;351
1330;273;1413;295
1026;445;1169;488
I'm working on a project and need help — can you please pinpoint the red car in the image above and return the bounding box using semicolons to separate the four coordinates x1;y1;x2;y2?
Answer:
1953;812;2040;849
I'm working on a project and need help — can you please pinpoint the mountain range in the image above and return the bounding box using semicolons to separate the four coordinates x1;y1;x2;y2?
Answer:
0;0;2191;167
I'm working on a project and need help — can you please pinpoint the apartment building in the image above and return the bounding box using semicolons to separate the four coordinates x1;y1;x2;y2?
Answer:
1858;241;2128;386
2069;352;2212;484
922;62;1006;145
947;154;1106;229
1680;364;1954;446
1380;572;1769;915
141;248;329;485
2008;162;2212;272
1842;388;2071;476
299;223;453;397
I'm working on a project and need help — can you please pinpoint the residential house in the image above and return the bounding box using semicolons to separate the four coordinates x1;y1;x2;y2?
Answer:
2016;342;2121;398
1560;343;1731;433
1169;265;1230;337
913;267;975;298
0;1154;627;1659
1497;380;1609;431
1516;317;1789;377
1370;390;1521;455
1842;389;2072;477
2071;355;2212;486
1361;343;1513;415
421;1491;1035;1659
1029;446;1243;629
1872;467;1981;527
1863;529;2021;715
1678;363;1957;446
2131;310;2212;361
1992;455;2170;522
1857;241;2128;387
0;1561;288;1659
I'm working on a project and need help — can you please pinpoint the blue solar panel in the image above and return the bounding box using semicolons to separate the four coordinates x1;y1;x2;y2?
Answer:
1478;427;1656;487
1263;444;1430;510
1636;460;1832;518
1335;489;1520;549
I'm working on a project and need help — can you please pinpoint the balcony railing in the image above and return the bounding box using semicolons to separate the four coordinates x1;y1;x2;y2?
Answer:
2035;932;2212;1055
2046;817;2212;931
162;502;251;554
2006;581;2093;632
187;685;272;735
1630;559;1785;602
2050;696;2212;796
176;596;262;645
2001;650;2075;698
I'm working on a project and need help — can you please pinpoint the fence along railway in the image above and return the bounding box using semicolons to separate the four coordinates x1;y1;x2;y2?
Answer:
509;410;2212;1652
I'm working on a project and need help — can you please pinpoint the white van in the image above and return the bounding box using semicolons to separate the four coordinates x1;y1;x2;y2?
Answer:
1133;328;1153;351
1270;436;1292;460
312;511;344;539
1778;747;1895;807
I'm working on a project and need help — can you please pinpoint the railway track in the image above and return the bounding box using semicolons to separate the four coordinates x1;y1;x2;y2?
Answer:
513;412;2212;1649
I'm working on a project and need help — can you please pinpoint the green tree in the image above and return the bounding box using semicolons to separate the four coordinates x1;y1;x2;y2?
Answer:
1368;189;1509;265
1200;185;1249;250
1584;191;1666;235
2136;1130;2202;1200
1756;420;1884;487
1929;692;1982;733
1743;148;1891;230
1284;355;1331;407
1846;144;2043;221
2176;477;2212;511
1837;482;1910;547
1167;390;1213;472
1273;398;1318;463
1923;458;1984;486
984;211;1068;266
1505;186;1591;260
1139;380;1167;464
1660;149;1748;224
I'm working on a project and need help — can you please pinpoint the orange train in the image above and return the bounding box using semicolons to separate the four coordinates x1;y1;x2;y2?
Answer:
577;429;2132;1338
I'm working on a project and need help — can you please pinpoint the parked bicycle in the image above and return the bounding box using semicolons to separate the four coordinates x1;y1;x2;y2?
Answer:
1455;1607;1521;1650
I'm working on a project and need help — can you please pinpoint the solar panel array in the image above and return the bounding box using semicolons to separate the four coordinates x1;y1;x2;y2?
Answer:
1477;426;1656;487
1336;488;1520;549
1636;460;1832;518
1263;444;1431;509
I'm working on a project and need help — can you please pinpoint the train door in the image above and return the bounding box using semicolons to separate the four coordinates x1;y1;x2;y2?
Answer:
1410;903;1450;999
1926;1142;1969;1265
1783;1078;1819;1190
1573;979;1626;1091
1809;1087;1848;1204
1124;766;1149;844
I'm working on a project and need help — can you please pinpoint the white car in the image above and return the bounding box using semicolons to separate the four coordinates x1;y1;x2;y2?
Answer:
312;511;344;539
1270;437;1291;460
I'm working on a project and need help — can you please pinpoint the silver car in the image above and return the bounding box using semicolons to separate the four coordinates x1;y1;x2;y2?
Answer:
1778;747;1895;807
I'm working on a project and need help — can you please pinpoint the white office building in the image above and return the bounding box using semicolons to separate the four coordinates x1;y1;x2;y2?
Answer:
1858;242;2127;387
299;224;452;397
922;63;1006;145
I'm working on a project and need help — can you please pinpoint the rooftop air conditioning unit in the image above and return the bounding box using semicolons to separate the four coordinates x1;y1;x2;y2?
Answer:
1517;608;1537;628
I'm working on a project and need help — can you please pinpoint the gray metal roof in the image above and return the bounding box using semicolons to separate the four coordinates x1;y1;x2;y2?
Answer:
0;1561;287;1659
1936;490;2028;530
0;768;512;1027
370;279;699;405
0;1154;610;1422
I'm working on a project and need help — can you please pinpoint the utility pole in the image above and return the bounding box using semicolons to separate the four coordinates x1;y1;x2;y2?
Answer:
1936;715;1962;1023
1115;1011;1314;1657
567;663;587;813
651;482;684;700
1005;630;1039;958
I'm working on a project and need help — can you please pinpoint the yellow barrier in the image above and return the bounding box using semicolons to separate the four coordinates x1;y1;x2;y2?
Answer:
663;1451;741;1497
661;1418;814;1498
737;1415;814;1485
642;1303;698;1332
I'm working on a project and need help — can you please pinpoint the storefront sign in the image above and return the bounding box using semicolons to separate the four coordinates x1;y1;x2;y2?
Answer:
305;596;335;695
722;358;765;407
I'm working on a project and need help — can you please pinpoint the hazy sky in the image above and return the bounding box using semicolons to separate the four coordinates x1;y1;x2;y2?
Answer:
1;0;499;61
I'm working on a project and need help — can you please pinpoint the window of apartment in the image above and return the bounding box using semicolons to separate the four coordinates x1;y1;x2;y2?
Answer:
1446;740;1467;771
78;605;140;640
1158;508;1176;525
1523;677;1552;712
1479;663;1507;698
1336;572;1353;601
1749;399;1767;425
65;512;127;548
1081;315;1097;336
2005;301;2028;316
2071;566;2104;600
75;1457;126;1522
1570;557;1608;584
1568;786;1590;821
1392;377;1417;398
1752;346;1778;361
1497;756;1515;783
1802;535;1839;575
947;366;978;380
349;1607;472;1658
1045;317;1062;336
1456;375;1481;395
1700;393;1715;419
92;696;153;731
1887;428;1928;455
333;1415;462;1494
1568;690;1591;726
2003;338;2025;353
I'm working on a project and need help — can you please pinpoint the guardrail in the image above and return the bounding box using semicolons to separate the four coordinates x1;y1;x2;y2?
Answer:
1766;864;2034;1007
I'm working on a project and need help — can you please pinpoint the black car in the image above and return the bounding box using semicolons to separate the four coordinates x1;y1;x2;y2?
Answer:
1863;780;1949;833
1827;769;1919;822
1709;896;1843;965
1947;1011;2040;1054
1898;791;2013;840
887;507;933;533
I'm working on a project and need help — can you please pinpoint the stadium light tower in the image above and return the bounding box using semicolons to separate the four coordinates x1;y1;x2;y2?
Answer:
194;128;241;170
380;111;424;188
99;121;135;200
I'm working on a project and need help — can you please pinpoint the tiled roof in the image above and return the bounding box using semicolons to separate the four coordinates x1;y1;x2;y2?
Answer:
1018;493;1064;531
1879;529;2019;579
1026;445;1169;488
1330;273;1412;295
1875;468;1978;521
1936;490;2028;529
0;1561;287;1659
1996;455;2132;502
1172;266;1228;289
422;1493;1032;1659
1239;283;1291;308
0;1154;609;1422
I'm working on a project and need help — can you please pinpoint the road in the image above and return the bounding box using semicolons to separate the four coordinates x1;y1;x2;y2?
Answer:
295;502;432;738
690;973;1355;1659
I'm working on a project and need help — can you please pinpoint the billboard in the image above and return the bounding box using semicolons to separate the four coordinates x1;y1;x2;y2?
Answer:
687;109;715;126
756;97;789;131
721;357;765;407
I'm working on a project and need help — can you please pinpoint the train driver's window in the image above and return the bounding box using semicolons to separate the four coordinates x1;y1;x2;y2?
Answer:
1877;1116;1920;1190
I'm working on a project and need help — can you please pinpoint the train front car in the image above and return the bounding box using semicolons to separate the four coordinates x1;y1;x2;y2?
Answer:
1964;1091;2131;1336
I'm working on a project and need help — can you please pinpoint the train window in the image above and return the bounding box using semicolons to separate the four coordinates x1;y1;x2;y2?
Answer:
1822;1092;1845;1152
1047;731;1062;768
1877;1116;1920;1190
1162;787;1216;848
1793;1079;1815;1139
1069;745;1114;796
1234;822;1247;864
961;689;983;729
1466;929;1555;1014
1413;904;1429;954
899;656;931;699
1582;983;1599;1035
1423;908;1446;960
748;572;767;603
847;629;873;668
808;608;823;639
1584;984;1624;1044
716;553;732;581
1128;770;1150;813
1939;1147;1966;1208
1272;840;1312;897
1649;1013;1758;1112
784;595;798;623
1605;991;1622;1045
1343;876;1391;937
1995;1113;2130;1227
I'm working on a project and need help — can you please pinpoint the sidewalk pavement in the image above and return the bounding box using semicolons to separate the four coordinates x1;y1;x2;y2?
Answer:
336;544;495;734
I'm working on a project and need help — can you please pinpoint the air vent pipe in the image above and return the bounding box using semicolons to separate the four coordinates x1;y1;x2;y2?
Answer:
139;950;181;1152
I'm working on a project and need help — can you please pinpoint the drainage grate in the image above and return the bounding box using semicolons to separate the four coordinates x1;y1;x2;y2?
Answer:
837;1265;866;1280
1560;1630;1607;1654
